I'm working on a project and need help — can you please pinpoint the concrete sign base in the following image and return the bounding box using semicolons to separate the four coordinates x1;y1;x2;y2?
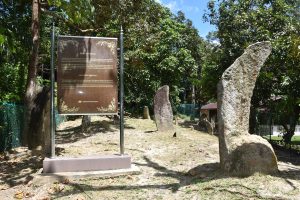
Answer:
43;154;131;173
34;164;140;185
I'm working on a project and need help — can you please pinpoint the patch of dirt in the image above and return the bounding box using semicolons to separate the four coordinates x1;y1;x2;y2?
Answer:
1;116;300;199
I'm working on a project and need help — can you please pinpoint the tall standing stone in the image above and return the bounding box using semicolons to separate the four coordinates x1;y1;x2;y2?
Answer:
218;41;278;176
154;85;174;132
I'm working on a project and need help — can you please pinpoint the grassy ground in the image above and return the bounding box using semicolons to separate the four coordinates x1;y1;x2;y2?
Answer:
263;135;300;145
1;116;300;199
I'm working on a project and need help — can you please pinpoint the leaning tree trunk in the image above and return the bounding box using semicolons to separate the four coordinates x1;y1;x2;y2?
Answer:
23;0;40;147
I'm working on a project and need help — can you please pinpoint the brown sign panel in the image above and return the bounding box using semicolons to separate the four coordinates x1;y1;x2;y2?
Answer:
57;36;118;114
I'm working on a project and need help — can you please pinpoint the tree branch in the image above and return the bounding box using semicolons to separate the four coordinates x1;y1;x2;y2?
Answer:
41;8;102;33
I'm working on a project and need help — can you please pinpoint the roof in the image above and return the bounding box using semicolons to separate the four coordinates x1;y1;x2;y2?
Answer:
201;103;217;110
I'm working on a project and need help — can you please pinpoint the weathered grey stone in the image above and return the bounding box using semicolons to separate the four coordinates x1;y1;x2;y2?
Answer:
154;85;174;132
198;115;215;134
204;119;215;135
81;115;91;132
143;106;150;119
27;86;51;156
217;41;278;176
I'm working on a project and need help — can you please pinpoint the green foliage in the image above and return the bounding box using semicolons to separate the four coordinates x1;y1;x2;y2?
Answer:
0;1;31;102
196;40;222;102
204;0;300;143
0;62;26;102
48;0;95;25
77;1;204;111
1;0;204;113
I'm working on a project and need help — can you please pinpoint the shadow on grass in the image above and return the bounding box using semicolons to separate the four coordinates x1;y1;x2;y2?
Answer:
273;143;300;165
0;155;42;187
50;156;221;200
272;145;300;180
178;120;212;133
2;140;300;196
144;130;156;133
124;123;135;129
178;120;198;129
56;120;117;144
45;153;300;199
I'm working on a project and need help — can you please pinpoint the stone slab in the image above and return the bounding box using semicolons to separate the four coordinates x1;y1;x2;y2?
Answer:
43;154;131;173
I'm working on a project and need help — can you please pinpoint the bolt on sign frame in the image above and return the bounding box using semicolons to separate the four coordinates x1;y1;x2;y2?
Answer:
50;24;125;158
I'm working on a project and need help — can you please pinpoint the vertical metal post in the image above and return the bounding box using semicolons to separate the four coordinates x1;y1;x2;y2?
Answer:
120;26;125;155
50;22;56;158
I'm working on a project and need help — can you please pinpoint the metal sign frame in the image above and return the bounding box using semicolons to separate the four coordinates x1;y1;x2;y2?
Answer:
50;24;125;157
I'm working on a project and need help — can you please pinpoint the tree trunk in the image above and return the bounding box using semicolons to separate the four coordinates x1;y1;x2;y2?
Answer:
191;85;195;105
23;0;40;146
282;104;300;145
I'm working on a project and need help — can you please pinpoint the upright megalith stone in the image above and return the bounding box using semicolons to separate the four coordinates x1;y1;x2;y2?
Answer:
143;106;150;119
218;41;278;176
154;85;174;132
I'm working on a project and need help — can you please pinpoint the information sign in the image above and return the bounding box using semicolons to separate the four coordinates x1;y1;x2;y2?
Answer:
57;36;118;114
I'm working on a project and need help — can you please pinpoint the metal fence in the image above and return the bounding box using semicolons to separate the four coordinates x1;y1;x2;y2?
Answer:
0;103;24;152
0;103;65;152
254;110;300;137
254;111;273;136
177;104;199;119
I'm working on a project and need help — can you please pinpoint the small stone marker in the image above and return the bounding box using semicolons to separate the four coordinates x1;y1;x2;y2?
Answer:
204;118;214;135
143;106;150;119
154;85;174;132
217;41;278;176
81;115;91;132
